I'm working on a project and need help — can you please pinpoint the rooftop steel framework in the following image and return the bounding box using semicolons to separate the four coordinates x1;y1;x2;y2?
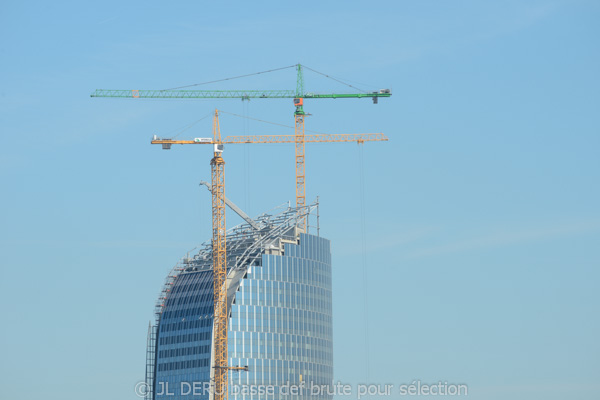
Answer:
145;202;319;399
153;201;319;316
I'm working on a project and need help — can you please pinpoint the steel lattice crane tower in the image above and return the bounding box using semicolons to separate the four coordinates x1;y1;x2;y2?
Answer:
208;111;230;400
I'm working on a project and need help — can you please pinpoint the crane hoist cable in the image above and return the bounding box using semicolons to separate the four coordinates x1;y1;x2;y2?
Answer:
243;100;250;213
358;144;371;382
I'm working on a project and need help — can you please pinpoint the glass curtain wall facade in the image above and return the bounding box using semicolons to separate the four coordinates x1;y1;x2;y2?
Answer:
154;270;215;399
150;212;333;400
229;233;333;400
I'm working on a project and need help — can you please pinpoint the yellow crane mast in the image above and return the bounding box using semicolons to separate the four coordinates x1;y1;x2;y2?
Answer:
209;111;229;399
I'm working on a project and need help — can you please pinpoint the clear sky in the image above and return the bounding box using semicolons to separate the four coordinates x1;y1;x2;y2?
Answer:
1;1;599;399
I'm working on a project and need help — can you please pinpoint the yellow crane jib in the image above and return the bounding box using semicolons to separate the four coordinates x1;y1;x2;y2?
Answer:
151;132;388;146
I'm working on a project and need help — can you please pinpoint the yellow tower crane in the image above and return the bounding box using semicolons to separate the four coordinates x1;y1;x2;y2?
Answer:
157;109;387;400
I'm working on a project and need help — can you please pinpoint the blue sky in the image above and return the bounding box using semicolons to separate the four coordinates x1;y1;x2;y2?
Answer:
1;1;599;399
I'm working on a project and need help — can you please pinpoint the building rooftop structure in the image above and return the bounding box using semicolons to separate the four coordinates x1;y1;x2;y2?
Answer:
146;201;333;400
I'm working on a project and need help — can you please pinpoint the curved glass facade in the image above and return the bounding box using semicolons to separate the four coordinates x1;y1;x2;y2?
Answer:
229;233;333;400
155;270;215;399
152;231;333;400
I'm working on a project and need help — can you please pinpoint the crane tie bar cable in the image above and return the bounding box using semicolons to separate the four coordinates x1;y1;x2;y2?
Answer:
302;65;369;94
162;65;297;91
171;112;213;139
219;110;329;135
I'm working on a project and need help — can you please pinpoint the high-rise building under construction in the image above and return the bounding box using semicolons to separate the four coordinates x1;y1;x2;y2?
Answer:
145;203;333;400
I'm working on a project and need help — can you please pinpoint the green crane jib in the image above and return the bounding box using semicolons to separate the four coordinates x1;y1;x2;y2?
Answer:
90;65;391;106
90;88;390;100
